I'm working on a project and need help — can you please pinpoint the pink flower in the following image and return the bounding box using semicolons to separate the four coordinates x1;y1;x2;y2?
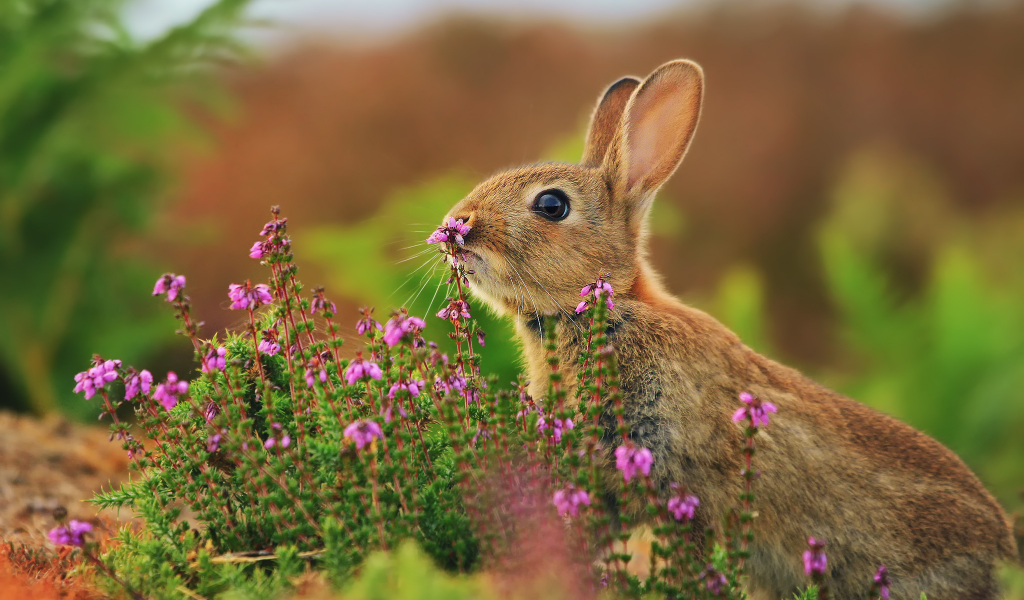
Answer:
356;307;383;336
732;392;778;428
803;537;827;577
249;241;267;259
153;274;186;302
387;380;423;399
382;314;426;347
345;357;383;385
667;489;700;522
538;415;574;443
700;565;728;596
204;401;219;423
437;298;471;321
201;346;227;373
614;444;653;482
124;369;153;400
207;433;222;453
153;372;188;411
228;281;273;310
873;565;890;599
73;359;121;400
434;372;467;395
577;278;615;313
344;419;384;450
304;366;328;388
311;288;337;315
47;520;93;547
260;216;287;236
552;487;591;517
426;217;471;247
258;338;281;356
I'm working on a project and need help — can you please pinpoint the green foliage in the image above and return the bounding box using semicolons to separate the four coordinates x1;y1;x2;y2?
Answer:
340;542;490;600
0;0;252;416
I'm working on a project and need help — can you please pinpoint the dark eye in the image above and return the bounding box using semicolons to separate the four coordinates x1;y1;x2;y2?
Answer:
532;189;571;221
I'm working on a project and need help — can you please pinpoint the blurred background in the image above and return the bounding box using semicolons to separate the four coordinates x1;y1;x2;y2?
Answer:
1;0;1022;510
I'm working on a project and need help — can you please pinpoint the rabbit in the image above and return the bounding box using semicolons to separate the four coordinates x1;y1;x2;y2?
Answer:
437;59;1018;599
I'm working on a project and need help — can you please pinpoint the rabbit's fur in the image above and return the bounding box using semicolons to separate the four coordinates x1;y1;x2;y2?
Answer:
441;60;1017;599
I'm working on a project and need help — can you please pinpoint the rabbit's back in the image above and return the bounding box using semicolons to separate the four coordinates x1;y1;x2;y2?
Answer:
525;285;1016;599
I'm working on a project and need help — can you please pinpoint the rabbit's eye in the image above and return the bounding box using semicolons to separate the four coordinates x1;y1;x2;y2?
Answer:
532;189;571;221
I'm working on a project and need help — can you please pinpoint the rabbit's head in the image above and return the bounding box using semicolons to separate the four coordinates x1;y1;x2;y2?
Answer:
443;60;703;317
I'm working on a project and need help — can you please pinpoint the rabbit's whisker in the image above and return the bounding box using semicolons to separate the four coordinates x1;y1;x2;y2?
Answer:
505;259;546;333
408;261;443;314
391;254;438;297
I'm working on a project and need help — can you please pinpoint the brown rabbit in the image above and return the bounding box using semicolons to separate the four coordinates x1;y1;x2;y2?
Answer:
439;59;1017;599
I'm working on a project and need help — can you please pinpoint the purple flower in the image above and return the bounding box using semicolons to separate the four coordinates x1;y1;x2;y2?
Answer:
73;359;122;400
700;565;728;596
577;278;615;313
873;565;890;599
47;520;93;547
258;338;281;356
732;392;778;428
281;434;291;448
304;366;328;389
311;288;337;316
124;369;153;400
552;487;591;517
614;444;653;482
803;537;828;577
344;419;384;450
260;216;287;236
667;489;700;522
436;298;471;321
345;357;383;386
153;274;186;302
152;372;188;411
538;415;574;444
228;281;273;311
434;370;467;395
382;313;426;347
204;401;219;423
249;241;267;259
476;330;486;347
207;433;222;453
201;346;227;373
388;380;423;399
383;402;408;424
264;437;276;449
356;307;383;336
426;217;471;247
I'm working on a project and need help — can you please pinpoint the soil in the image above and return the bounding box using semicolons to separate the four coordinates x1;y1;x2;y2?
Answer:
0;411;134;550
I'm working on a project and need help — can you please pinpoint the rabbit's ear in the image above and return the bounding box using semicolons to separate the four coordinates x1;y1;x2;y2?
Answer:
581;77;640;168
611;60;703;204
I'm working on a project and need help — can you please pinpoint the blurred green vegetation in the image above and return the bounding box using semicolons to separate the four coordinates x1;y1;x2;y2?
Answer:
816;148;1024;505
711;147;1024;506
0;0;251;418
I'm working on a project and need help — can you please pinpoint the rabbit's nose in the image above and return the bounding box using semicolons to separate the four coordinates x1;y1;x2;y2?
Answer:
452;212;476;229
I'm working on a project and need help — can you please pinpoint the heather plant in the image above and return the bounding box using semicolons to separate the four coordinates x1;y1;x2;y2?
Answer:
60;207;894;599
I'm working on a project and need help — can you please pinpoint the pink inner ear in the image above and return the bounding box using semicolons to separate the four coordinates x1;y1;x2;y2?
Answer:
626;77;700;191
